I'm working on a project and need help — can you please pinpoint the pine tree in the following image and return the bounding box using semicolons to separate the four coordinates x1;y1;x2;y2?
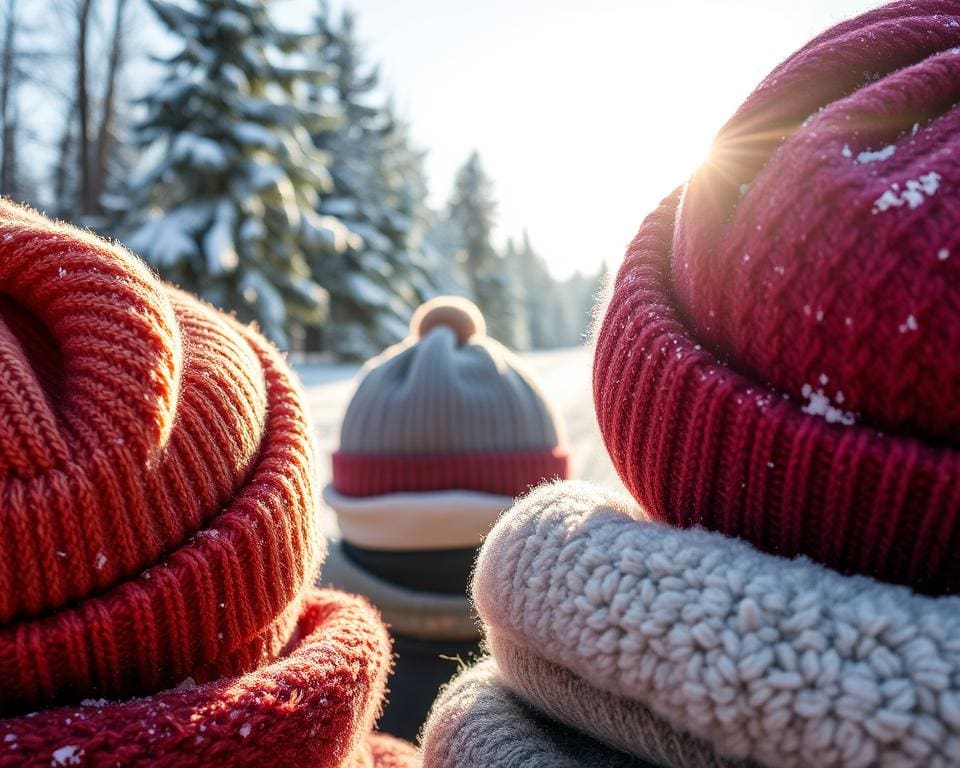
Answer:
121;0;349;348
309;7;438;360
511;231;567;349
446;151;516;345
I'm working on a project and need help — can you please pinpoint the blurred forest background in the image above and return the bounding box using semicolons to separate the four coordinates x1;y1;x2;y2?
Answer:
0;0;605;358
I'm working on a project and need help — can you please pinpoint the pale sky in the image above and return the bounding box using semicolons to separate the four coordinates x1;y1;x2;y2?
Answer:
278;0;881;279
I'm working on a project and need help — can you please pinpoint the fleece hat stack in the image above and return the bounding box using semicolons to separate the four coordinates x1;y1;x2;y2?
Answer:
0;200;417;768
422;3;960;767
322;296;569;740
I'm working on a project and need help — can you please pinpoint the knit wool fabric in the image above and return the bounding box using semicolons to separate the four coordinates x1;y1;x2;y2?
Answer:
593;0;960;594
420;659;645;768
322;540;479;642
488;631;750;768
0;201;415;766
0;589;395;768
331;296;568;501
0;199;323;710
325;487;515;551
365;733;421;768
472;481;960;768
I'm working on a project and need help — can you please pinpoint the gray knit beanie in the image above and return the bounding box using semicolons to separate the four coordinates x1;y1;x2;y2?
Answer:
326;296;568;550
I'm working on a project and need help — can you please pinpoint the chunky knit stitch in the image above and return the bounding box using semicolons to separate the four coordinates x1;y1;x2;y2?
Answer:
0;200;323;710
0;201;417;766
0;590;391;767
594;0;960;594
474;481;960;768
420;659;644;768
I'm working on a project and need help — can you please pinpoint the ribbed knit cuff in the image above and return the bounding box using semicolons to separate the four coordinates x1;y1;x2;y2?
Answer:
594;190;960;594
0;589;393;768
332;448;569;497
0;317;321;714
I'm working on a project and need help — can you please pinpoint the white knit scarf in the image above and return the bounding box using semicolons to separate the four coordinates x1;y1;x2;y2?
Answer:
472;481;960;768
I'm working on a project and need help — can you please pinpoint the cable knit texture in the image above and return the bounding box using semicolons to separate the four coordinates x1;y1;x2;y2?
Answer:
473;481;960;768
0;201;417;766
0;590;393;767
420;659;644;768
333;296;568;499
594;0;960;594
488;630;750;768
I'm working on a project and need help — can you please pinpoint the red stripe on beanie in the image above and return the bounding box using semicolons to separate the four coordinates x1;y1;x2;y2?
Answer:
332;448;570;498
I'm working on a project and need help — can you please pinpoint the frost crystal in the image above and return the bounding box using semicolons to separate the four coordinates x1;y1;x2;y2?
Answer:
856;145;895;164
51;745;83;766
873;172;941;213
801;384;856;426
898;315;918;333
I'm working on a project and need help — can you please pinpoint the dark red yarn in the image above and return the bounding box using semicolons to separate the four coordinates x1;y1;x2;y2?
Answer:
0;590;402;768
595;1;960;594
332;448;569;498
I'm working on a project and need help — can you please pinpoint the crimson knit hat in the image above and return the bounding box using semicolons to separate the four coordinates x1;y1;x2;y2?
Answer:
331;296;568;501
595;0;960;595
0;200;407;766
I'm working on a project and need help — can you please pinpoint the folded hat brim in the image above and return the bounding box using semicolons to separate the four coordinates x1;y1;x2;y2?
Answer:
0;589;392;768
594;190;960;593
489;630;746;768
420;658;642;768
320;538;480;642
331;448;569;499
324;484;514;551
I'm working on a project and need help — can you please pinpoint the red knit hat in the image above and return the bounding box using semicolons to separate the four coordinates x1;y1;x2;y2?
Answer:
0;200;411;765
595;0;960;595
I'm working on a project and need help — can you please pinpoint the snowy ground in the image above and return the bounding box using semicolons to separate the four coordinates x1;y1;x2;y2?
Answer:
296;346;625;535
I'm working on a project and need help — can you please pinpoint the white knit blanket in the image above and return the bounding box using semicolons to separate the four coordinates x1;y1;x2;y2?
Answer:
473;481;960;768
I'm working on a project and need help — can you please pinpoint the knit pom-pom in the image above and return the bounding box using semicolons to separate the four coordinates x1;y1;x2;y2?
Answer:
410;296;486;344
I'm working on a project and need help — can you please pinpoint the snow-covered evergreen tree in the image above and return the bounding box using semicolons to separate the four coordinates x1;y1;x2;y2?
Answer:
309;7;439;360
445;151;517;346
509;231;565;349
121;0;351;348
